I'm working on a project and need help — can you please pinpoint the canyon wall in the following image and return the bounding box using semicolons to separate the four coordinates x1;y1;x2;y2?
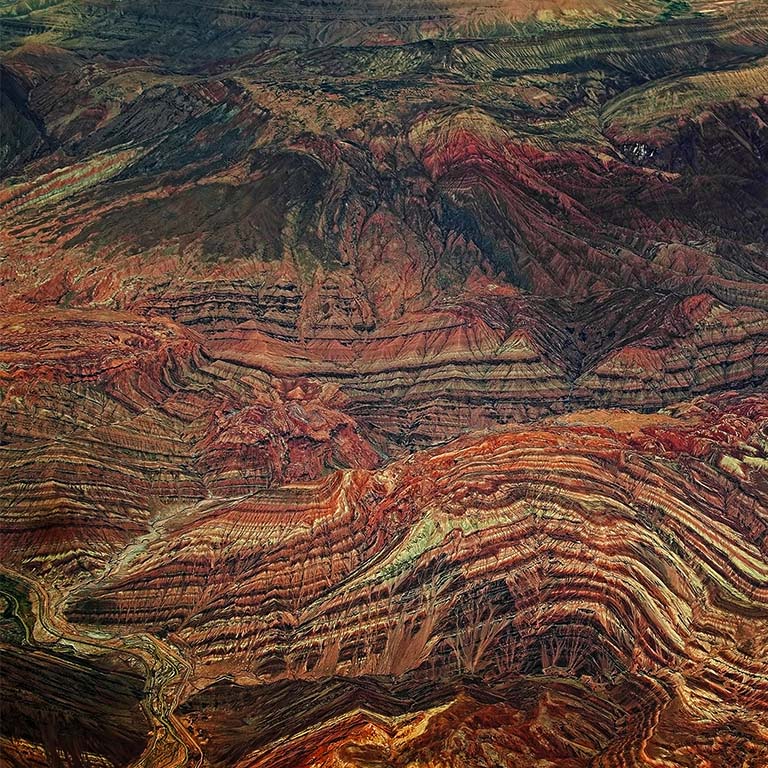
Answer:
1;1;767;766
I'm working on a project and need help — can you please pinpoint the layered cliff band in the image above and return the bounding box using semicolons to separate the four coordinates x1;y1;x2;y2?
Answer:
1;1;767;766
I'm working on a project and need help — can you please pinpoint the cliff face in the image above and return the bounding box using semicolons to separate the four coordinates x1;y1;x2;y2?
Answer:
1;1;767;767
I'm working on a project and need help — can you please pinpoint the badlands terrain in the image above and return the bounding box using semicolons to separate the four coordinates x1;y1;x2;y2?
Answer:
1;0;767;766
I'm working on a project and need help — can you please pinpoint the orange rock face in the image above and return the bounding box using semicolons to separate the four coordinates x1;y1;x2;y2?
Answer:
1;1;767;767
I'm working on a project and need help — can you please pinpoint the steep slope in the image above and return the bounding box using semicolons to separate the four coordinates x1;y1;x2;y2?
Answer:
63;393;768;766
1;1;767;766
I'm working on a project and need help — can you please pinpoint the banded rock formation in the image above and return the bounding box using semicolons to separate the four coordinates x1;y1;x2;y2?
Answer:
1;0;767;766
65;393;768;766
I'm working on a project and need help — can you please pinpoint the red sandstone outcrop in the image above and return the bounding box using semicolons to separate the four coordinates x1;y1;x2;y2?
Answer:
61;393;768;766
2;2;768;766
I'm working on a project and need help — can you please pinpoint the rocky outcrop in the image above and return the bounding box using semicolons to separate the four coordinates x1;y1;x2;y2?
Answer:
2;1;768;766
0;310;379;575
65;393;768;766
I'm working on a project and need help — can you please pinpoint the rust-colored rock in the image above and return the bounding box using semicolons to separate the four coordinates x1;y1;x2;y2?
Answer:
1;1;767;766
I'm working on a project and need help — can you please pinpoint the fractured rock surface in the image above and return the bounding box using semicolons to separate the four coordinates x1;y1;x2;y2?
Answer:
1;1;767;766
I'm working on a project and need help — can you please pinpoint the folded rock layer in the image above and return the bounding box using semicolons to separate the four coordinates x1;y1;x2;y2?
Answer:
1;1;767;766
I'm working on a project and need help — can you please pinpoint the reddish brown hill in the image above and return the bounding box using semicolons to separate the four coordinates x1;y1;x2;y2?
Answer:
1;2;767;767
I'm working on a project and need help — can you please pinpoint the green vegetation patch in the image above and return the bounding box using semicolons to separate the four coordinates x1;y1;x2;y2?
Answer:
657;0;692;21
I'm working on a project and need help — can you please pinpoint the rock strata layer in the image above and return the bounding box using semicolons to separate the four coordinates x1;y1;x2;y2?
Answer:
1;1;767;766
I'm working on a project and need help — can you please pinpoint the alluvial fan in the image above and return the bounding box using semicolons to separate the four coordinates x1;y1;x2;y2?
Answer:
1;0;767;766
